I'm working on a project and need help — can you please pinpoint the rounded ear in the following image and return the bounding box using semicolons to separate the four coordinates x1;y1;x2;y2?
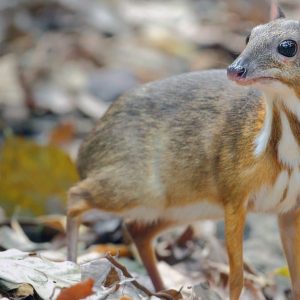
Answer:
270;2;286;20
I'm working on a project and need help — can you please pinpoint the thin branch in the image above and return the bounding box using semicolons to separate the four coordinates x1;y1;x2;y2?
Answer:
104;253;177;300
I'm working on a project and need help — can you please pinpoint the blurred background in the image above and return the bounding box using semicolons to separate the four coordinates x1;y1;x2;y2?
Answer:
0;1;299;298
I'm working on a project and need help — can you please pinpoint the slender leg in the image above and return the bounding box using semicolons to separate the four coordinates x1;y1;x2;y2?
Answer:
66;184;92;262
278;209;300;299
66;214;80;262
125;220;173;291
224;202;246;300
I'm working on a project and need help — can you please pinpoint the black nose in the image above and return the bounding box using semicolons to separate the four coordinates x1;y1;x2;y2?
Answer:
227;64;247;80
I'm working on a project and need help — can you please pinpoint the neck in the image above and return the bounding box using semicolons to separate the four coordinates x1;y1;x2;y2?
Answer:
254;81;300;169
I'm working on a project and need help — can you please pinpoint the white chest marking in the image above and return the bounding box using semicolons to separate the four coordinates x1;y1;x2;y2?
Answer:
251;169;300;213
253;82;300;162
278;111;300;168
254;98;273;157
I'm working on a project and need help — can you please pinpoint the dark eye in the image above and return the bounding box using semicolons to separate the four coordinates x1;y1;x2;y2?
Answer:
246;34;250;45
277;40;298;57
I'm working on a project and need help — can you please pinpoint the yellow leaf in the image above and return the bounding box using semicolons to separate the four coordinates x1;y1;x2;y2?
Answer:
274;266;290;277
0;137;79;216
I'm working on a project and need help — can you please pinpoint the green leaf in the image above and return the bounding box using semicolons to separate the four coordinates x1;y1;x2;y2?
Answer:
274;266;290;277
0;137;79;216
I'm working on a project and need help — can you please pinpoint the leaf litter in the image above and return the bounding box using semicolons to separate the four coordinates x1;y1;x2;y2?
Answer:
0;249;80;299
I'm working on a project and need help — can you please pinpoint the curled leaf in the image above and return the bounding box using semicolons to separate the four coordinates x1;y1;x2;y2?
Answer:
57;278;94;300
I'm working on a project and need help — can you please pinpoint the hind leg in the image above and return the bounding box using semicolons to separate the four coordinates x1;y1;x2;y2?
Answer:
125;220;173;291
66;183;93;262
66;213;80;262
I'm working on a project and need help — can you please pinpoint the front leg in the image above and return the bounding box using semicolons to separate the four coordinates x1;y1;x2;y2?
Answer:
278;209;300;299
224;201;247;300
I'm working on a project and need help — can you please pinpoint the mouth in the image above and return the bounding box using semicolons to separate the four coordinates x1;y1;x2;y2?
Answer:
231;76;277;86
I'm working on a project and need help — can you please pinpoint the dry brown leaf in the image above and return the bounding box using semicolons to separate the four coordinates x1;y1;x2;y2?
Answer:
119;296;133;300
89;244;131;257
154;289;183;300
103;267;120;287
49;121;75;146
56;278;94;300
14;283;34;298
37;214;66;232
175;225;194;248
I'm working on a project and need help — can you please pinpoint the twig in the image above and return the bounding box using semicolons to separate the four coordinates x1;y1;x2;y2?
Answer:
105;253;153;296
207;260;273;287
104;253;176;300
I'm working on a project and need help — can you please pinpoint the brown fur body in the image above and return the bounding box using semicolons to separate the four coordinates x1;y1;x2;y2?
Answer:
74;70;278;215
